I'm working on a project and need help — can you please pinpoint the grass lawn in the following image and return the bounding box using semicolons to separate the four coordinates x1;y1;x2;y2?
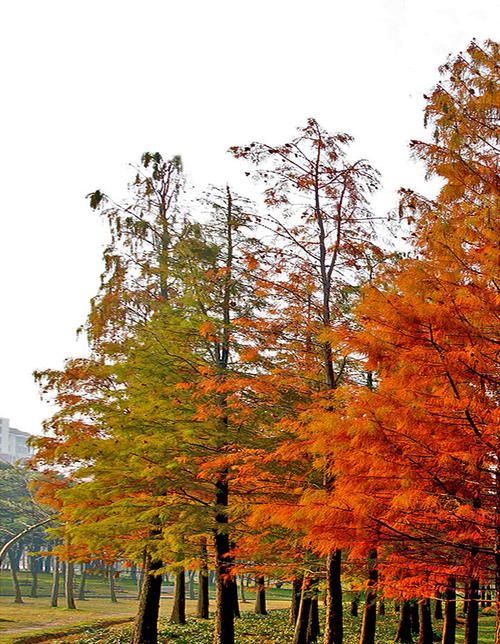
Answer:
0;597;495;644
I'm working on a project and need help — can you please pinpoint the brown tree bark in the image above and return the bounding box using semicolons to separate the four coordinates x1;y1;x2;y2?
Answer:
395;601;413;643
239;575;247;603
410;601;419;634
324;550;343;644
213;474;234;644
65;562;76;609
8;550;23;604
441;577;456;644
109;563;118;603
307;590;320;643
197;538;209;619
78;562;87;600
293;578;313;644
170;568;186;624
418;599;433;644
50;556;60;607
464;578;479;644
29;555;39;598
291;577;303;625
132;554;162;644
359;551;378;644
254;576;267;615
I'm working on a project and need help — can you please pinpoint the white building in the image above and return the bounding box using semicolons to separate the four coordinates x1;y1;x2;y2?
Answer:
0;417;32;464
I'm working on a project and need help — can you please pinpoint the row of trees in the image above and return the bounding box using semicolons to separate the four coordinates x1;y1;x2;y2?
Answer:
27;40;498;644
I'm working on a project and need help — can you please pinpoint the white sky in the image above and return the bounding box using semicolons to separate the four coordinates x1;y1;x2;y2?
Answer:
0;0;497;435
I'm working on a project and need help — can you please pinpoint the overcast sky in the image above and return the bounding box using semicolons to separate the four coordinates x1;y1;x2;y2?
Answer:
0;0;497;435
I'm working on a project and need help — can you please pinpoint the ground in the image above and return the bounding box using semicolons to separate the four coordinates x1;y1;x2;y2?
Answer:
0;572;495;643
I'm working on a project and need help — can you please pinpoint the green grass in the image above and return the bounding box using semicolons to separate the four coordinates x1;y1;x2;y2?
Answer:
22;606;495;644
0;571;139;599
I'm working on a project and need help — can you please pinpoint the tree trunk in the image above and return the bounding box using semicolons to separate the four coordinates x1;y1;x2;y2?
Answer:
410;601;419;634
188;570;196;600
434;598;443;620
132;555;162;644
255;576;268;615
350;599;358;617
240;575;247;603
293;578;312;644
418;598;433;644
464;578;479;644
29;556;38;597
50;556;60;607
78;562;87;600
395;601;413;643
291;577;303;625
170;569;186;624
441;577;456;644
359;550;377;644
197;538;209;619
137;565;145;599
231;577;240;618
213;474;234;644
378;600;385;616
65;562;76;609
130;564;137;585
8;550;23;604
307;590;320;643
109;563;118;603
324;549;343;644
463;581;470;614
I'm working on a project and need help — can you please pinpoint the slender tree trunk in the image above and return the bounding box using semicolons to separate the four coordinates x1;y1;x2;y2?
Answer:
240;575;247;603
255;576;267;615
463;582;470;614
50;556;60;607
130;564;137;585
198;569;209;618
8;550;23;604
291;577;303;625
350;598;358;617
434;598;443;620
324;549;343;644
197;538;209;619
132;554;162;644
109;563;118;603
359;551;377;644
29;556;38;597
213;474;234;644
307;589;320;643
65;562;76;609
464;578;479;644
418;598;433;644
495;468;500;644
441;577;456;644
137;565;145;599
188;570;196;600
231;577;240;618
170;569;186;624
78;562;87;600
410;601;419;634
378;600;385;616
395;601;413;643
293;578;312;644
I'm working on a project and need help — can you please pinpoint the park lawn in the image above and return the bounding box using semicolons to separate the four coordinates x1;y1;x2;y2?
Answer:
0;571;138;600
0;603;494;644
0;597;137;644
0;596;290;644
